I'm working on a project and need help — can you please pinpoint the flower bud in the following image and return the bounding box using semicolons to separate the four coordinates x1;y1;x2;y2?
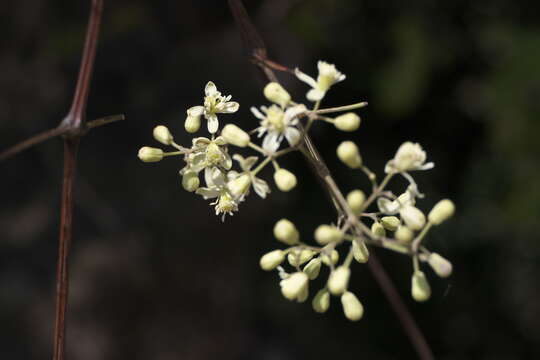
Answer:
395;226;414;244
297;285;309;303
381;216;400;231
411;271;431;302
263;82;291;107
314;224;343;245
334;112;361;132
303;258;322;280
337;141;362;169
347;189;365;215
280;272;309;301
260;250;285;271
273;168;297;192
341;291;364;321
428;199;455;225
328;266;350;295
138;147;164;162
312;289;330;313
427;253;453;278
184;114;201;133
352;240;369;263
371;222;386;238
181;171;200;192
401;205;426;231
287;249;315;267
153;125;174;145
273;219;299;245
321;250;339;266
227;174;251;198
221;124;250;147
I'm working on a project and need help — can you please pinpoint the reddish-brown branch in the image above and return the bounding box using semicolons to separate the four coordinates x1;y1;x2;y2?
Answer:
53;139;79;360
227;1;433;359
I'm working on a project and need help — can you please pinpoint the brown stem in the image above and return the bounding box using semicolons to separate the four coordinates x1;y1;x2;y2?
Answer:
53;139;79;360
0;114;124;162
227;1;433;359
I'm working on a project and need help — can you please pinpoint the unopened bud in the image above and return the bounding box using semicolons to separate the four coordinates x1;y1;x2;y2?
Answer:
381;216;400;231
352;240;369;263
138;147;163;162
280;272;309;301
427;253;453;278
227;174;251;198
334;112;361;132
153;125;174;145
395;226;414;244
371;222;386;238
341;291;364;321
184;114;201;133
347;189;365;215
181;171;200;192
312;289;330;313
411;270;431;302
337;141;362;169
328;266;350;295
321;250;340;266
428;199;455;225
303;258;322;280
274;168;297;192
287;249;315;267
260;250;285;271
273;219;299;245
401;205;426;231
221;124;250;147
263;82;291;107
314;224;343;245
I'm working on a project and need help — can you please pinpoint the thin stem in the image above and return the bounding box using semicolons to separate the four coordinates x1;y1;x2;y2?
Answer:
314;101;368;115
0;127;66;162
361;173;394;212
248;142;266;154
53;139;79;360
252;156;271;175
86;114;125;129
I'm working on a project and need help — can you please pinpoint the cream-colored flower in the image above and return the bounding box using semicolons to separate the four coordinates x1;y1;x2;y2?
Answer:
181;136;232;175
187;81;239;134
295;61;346;102
195;167;240;221
385;142;434;173
227;154;270;199
251;104;306;153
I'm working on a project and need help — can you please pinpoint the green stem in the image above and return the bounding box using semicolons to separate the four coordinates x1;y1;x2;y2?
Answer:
252;156;271;176
314;101;368;115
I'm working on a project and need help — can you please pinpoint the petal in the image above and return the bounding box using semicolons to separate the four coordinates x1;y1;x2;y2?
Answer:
213;136;226;146
250;106;266;120
220;101;239;114
188;106;204;117
377;197;400;215
205;81;218;97
284;104;306;125
196;187;220;199
223;154;233;170
285;127;301;147
307;88;325;102
262;132;281;153
294;68;318;88
253;177;270;199
207;114;219;134
193;137;210;146
418;162;435;171
232;153;246;164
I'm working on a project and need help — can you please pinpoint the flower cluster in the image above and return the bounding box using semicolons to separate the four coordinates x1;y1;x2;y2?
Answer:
138;61;455;321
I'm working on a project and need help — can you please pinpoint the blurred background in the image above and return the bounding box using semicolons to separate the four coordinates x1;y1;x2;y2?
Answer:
1;0;539;359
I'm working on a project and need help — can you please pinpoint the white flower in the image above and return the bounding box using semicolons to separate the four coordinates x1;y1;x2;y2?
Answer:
195;167;240;221
251;104;306;153
228;154;271;199
377;189;425;230
385;142;434;174
181;136;232;174
187;81;239;134
295;61;346;102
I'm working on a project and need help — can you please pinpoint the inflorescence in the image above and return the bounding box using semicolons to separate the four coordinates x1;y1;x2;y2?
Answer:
138;60;455;321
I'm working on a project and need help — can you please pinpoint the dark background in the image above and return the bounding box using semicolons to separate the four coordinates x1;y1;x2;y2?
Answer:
1;0;539;359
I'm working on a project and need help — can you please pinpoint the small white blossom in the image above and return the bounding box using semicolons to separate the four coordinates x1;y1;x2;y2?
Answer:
187;81;239;134
251;104;305;153
195;167;239;221
181;136;232;175
227;154;270;199
295;61;346;102
385;142;434;174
